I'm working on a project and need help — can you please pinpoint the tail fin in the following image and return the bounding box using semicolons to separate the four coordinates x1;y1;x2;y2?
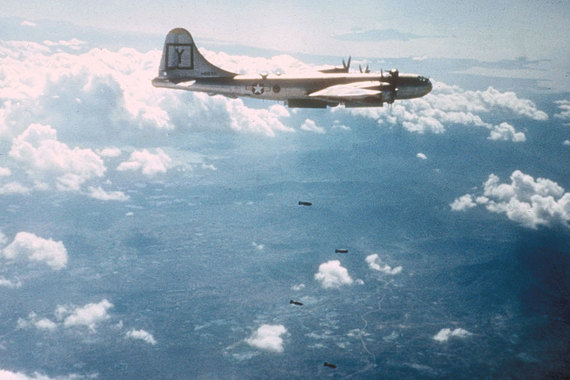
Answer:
155;28;236;82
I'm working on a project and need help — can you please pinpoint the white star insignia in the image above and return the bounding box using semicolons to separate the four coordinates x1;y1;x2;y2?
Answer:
252;83;264;95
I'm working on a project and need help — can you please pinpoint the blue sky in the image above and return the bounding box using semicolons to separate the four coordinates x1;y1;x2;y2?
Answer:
4;1;568;59
4;1;568;92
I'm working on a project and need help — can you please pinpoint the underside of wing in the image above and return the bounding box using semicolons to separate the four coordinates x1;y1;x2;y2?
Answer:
308;81;383;102
307;81;387;107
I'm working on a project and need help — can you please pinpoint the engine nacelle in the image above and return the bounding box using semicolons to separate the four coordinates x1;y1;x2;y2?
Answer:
389;68;399;80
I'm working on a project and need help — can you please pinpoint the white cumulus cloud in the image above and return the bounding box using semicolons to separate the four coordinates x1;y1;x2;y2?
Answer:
0;167;11;176
201;50;318;76
332;120;350;131
0;369;51;380
57;299;113;332
245;324;287;353
344;81;542;141
365;254;402;275
20;20;37;27
416;152;427;160
0;182;30;195
2;232;68;270
117;148;171;176
450;194;477;211
87;186;129;201
34;318;58;331
314;260;353;288
42;39;86;50
125;329;157;345
17;312;57;331
554;99;570;122
8;123;106;192
97;147;122;158
291;283;305;291
0;276;21;288
451;170;570;229
300;119;326;134
433;327;472;342
0;368;88;380
252;241;264;250
488;122;526;142
223;99;294;137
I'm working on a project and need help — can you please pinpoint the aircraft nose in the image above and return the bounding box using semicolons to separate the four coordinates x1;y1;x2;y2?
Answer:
426;79;432;95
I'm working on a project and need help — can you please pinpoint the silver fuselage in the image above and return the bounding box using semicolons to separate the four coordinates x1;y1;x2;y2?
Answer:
152;72;432;105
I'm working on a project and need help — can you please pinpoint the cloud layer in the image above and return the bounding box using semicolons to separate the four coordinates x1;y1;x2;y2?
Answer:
0;40;295;141
0;39;306;200
1;37;557;205
451;170;570;229
344;81;547;141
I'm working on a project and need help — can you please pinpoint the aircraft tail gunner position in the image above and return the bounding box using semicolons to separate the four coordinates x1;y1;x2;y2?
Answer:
153;28;432;108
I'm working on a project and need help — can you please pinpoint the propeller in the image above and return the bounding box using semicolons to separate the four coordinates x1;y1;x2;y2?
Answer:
319;57;351;74
359;64;370;74
389;69;399;97
389;68;399;80
342;56;351;72
379;68;399;105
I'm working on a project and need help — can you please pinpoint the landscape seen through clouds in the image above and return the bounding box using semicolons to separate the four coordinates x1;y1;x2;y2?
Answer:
0;10;569;379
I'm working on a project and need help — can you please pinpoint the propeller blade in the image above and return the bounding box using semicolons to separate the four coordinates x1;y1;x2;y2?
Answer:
365;64;370;73
359;64;363;73
346;56;351;70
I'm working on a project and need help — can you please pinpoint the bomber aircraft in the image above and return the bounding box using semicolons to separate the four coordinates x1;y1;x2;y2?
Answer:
152;28;432;108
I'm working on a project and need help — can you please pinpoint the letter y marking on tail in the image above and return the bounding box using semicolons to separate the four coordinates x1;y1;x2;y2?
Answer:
175;48;184;65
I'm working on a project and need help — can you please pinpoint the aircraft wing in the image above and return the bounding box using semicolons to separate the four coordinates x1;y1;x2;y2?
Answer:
308;81;382;100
